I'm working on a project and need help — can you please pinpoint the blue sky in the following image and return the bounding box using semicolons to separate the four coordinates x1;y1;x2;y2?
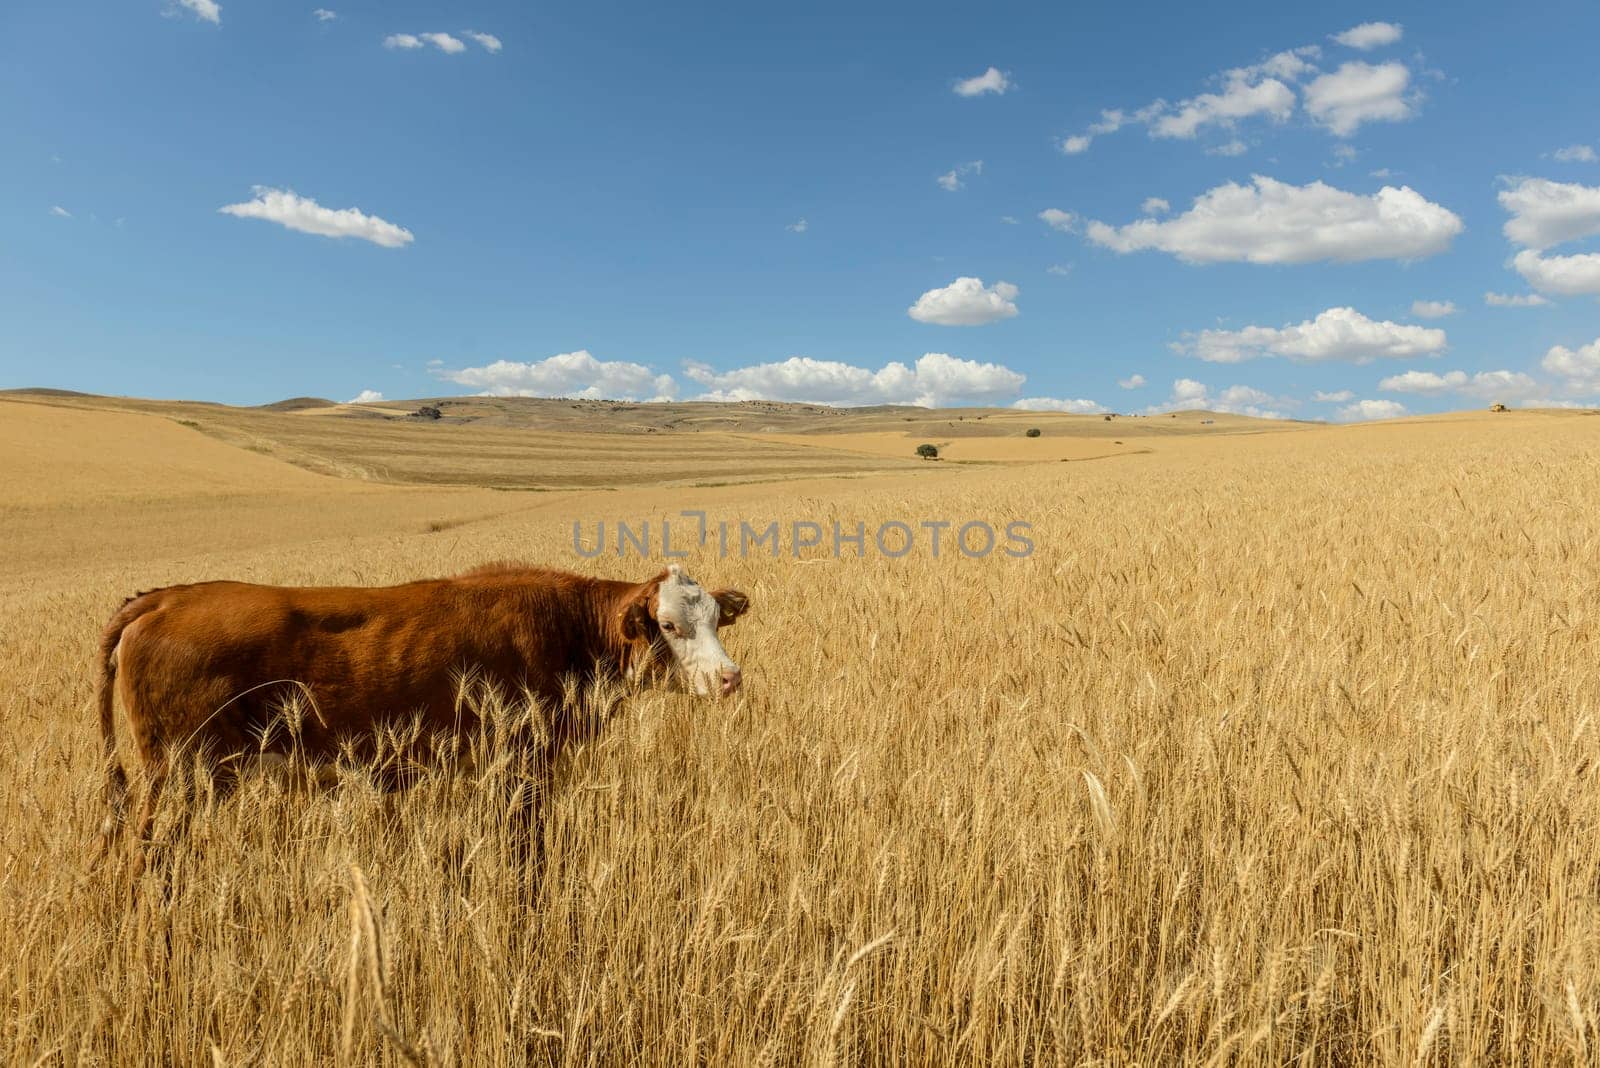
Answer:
3;0;1598;420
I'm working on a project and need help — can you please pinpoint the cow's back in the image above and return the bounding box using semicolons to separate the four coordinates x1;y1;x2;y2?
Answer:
114;577;565;763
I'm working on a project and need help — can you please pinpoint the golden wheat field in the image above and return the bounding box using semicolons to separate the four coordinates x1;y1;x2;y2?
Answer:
4;394;1600;1065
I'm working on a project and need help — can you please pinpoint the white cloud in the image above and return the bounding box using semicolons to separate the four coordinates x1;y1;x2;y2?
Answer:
1147;378;1293;419
1377;369;1541;400
1411;299;1456;318
786;218;807;233
1303;62;1415;136
1056;43;1423;154
1484;290;1550;307
1152;74;1296;140
937;160;983;192
1332;22;1403;50
1178;307;1447;364
1552;145;1598;164
1085;176;1462;264
1012;397;1108;414
1038;208;1076;232
177;0;221;24
907;277;1019;326
1336;399;1407;421
1118;373;1146;389
1498;178;1600;249
218;187;414;248
954;67;1011;97
1045;264;1071;276
49;205;71;218
442;351;677;401
386;31;479;53
1512;249;1600;297
1141;197;1170;215
999;216;1019;225
421;32;465;53
684;353;1024;408
1541;338;1600;392
1313;389;1354;402
347;389;384;403
313;8;336;20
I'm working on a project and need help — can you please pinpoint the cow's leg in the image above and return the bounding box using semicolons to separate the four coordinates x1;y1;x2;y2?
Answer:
507;767;547;893
126;757;169;886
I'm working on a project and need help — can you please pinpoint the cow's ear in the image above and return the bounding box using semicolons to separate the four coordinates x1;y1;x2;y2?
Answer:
618;582;658;641
710;588;750;627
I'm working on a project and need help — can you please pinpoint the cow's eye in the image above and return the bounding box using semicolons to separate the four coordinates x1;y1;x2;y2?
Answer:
661;621;677;634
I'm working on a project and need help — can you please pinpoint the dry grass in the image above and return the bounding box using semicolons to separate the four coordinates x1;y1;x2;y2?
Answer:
3;403;1600;1064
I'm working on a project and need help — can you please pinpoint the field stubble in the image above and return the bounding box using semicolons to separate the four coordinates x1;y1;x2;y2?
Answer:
2;411;1600;1064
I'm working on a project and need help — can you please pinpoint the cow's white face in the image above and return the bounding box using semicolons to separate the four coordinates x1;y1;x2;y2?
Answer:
649;565;747;697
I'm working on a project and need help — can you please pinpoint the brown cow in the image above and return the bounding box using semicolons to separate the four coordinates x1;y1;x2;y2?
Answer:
94;562;750;875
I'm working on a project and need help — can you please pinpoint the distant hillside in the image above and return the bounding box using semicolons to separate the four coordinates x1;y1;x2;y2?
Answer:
257;396;337;411
0;387;98;399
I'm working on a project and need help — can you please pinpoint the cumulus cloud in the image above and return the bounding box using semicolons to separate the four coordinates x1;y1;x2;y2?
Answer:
1553;145;1597;164
420;32;465;53
1012;397;1108;414
1332;22;1403;50
1484;290;1550;307
1313;389;1354;402
1152;73;1296;140
1038;208;1076;232
1056;41;1420;153
218;187;414;248
684;353;1025;408
1147;378;1294;419
177;0;221;24
937;161;983;192
1118;373;1146;389
313;8;336;20
1411;299;1456;318
1512;249;1600;297
1303;62;1415;136
1541;338;1600;392
1336;399;1407;422
1377;369;1541;400
907;277;1019;326
1498;178;1600;250
1141;197;1170;215
1177;307;1446;364
441;351;677;401
954;67;1011;97
1085;176;1462;264
386;31;485;53
786;218;808;234
347;389;384;403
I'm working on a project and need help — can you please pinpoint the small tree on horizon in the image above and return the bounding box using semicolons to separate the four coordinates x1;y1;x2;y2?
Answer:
916;443;939;459
1025;427;1042;437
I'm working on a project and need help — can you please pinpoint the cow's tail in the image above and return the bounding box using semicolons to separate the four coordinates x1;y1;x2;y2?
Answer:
94;594;154;854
